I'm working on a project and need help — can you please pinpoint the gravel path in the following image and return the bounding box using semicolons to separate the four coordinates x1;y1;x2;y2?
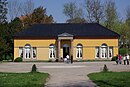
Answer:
0;62;130;87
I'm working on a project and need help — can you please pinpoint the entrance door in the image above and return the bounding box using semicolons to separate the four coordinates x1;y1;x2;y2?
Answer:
63;47;69;58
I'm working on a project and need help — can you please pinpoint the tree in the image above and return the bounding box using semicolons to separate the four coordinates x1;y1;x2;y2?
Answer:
119;23;129;47
22;0;34;15
9;17;23;34
0;24;10;61
66;17;87;23
104;0;119;31
0;37;9;61
8;0;34;21
126;6;130;22
126;6;130;48
22;6;54;26
8;0;21;20
84;0;104;23
63;2;86;23
0;0;8;24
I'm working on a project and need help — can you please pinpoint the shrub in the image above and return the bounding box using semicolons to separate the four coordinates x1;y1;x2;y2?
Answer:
111;56;117;61
102;64;109;72
0;57;3;61
10;53;14;62
119;48;127;55
31;64;37;73
14;57;23;62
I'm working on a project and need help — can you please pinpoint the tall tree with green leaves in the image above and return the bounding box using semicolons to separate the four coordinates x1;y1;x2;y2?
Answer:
84;0;104;23
0;0;8;24
104;0;119;31
0;24;10;61
63;2;86;23
126;6;130;48
126;6;130;23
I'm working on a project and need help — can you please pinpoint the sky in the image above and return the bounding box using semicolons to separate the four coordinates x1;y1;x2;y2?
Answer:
14;0;130;23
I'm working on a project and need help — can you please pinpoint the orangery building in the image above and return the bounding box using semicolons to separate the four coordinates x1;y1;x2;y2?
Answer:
14;23;120;61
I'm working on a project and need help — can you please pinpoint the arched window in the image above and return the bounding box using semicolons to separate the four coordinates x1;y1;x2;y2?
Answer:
76;44;83;59
24;44;31;59
19;44;37;59
95;43;113;59
49;44;56;59
101;44;108;58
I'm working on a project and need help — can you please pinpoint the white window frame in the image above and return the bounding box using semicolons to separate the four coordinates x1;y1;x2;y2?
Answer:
32;47;37;59
24;46;31;59
95;47;99;58
76;44;83;59
109;47;113;58
49;45;56;59
101;44;108;58
95;44;114;59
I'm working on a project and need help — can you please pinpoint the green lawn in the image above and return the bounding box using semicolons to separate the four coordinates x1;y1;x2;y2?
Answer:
0;72;49;87
88;72;130;87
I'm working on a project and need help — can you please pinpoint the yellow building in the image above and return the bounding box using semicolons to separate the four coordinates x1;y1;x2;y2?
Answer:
14;23;120;61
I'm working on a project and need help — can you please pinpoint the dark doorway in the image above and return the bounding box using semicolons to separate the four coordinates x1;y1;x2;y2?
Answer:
63;47;69;58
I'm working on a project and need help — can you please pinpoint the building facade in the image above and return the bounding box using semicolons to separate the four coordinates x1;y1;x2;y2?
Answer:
14;23;120;61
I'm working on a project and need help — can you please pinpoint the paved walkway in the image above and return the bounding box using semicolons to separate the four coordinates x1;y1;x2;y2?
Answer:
0;62;130;87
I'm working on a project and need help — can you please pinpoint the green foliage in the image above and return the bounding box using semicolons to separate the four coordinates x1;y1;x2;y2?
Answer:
119;48;127;55
14;57;23;62
0;72;49;87
66;17;87;23
104;0;118;31
63;1;85;23
0;36;9;61
111;56;117;61
9;17;23;34
31;64;37;72
88;72;130;87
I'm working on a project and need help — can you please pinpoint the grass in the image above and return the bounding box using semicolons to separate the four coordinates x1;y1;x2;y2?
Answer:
88;72;130;87
0;72;49;87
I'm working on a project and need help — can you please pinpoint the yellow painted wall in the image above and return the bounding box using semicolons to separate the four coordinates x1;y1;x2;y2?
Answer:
73;39;118;60
14;38;118;61
73;39;118;47
14;48;19;59
14;39;56;47
37;48;49;60
14;39;56;60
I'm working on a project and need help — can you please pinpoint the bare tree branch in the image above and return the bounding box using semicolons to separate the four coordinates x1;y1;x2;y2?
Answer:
84;0;104;23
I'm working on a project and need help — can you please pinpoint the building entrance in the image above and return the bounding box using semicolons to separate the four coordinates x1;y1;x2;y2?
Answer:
63;44;70;58
63;47;69;58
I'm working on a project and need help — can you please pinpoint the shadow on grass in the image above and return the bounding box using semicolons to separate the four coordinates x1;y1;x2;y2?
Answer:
94;80;119;87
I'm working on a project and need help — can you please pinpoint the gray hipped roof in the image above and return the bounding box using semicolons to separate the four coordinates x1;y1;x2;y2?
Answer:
15;23;120;38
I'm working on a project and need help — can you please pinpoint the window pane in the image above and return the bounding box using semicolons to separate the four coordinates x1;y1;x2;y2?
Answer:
76;44;83;59
96;47;99;58
109;47;113;58
33;47;36;58
49;45;56;58
101;47;107;58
